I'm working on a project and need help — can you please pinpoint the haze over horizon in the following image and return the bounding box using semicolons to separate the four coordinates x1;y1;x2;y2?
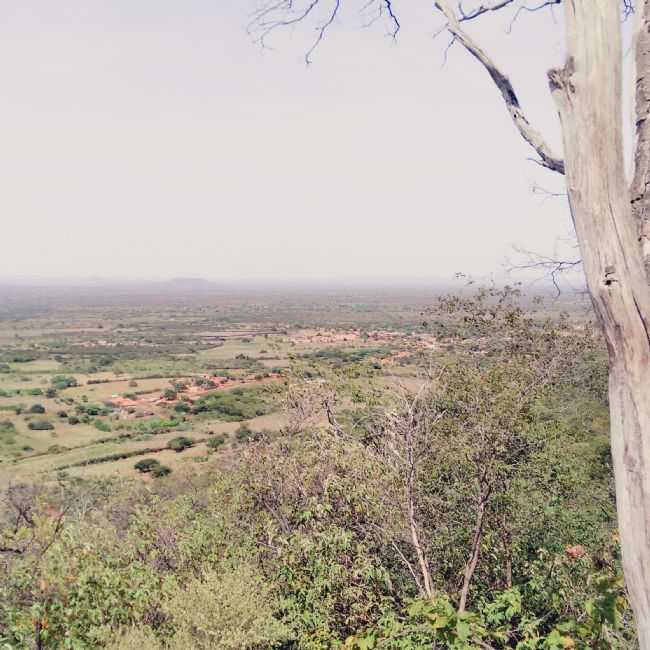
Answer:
2;1;577;285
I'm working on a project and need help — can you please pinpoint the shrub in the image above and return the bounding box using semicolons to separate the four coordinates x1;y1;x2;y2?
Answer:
168;436;194;453
57;410;68;418
51;375;78;390
163;388;177;400
235;423;264;444
28;420;54;431
167;566;288;649
94;419;111;433
29;403;45;414
47;444;67;454
128;380;139;388
68;416;80;425
25;388;43;396
191;387;270;421
45;388;58;398
174;402;190;413
106;627;160;650
206;434;226;450
0;362;10;373
11;353;36;362
134;458;161;473
0;419;16;434
151;464;172;478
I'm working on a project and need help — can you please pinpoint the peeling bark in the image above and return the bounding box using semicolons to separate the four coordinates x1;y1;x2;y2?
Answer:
550;3;650;646
632;0;650;278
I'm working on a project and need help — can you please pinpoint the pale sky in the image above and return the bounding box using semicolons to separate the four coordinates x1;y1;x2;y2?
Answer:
1;1;577;285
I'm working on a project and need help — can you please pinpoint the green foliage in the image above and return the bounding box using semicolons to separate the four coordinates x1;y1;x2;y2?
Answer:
29;403;46;414
134;458;161;473
77;403;110;417
151;464;172;478
133;417;181;435
0;291;631;649
234;423;258;443
107;566;288;650
51;375;78;390
0;419;16;434
27;420;54;431
163;388;177;400
94;418;111;433
206;433;226;450
192;387;271;421
346;557;632;649
167;436;194;453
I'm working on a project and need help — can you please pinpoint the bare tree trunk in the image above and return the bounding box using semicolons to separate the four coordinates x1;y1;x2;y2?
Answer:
458;476;490;613
406;464;434;599
550;2;650;646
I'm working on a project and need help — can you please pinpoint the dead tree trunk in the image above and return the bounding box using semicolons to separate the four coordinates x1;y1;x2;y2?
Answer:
550;2;650;645
632;0;650;278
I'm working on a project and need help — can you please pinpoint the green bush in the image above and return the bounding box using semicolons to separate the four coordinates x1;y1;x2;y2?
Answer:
133;458;161;473
51;375;78;390
206;434;226;450
151;464;172;478
0;419;16;434
68;416;80;425
234;423;256;443
28;420;54;431
168;436;194;453
191;387;270;421
94;419;111;433
29;404;45;414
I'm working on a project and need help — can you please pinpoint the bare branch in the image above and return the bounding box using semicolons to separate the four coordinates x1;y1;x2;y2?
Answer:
457;0;517;22
531;182;567;202
383;0;401;37
506;0;561;33
434;0;565;174
507;245;582;296
305;0;341;64
251;0;397;63
249;0;341;63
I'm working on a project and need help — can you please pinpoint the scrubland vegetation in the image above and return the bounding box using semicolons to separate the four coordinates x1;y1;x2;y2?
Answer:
0;287;634;648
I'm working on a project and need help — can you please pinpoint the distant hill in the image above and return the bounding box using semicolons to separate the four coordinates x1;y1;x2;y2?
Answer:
163;278;217;291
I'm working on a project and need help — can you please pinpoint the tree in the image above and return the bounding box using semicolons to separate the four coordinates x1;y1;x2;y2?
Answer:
250;0;650;644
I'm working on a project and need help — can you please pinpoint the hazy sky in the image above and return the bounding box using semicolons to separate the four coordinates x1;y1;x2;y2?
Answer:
1;1;576;285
